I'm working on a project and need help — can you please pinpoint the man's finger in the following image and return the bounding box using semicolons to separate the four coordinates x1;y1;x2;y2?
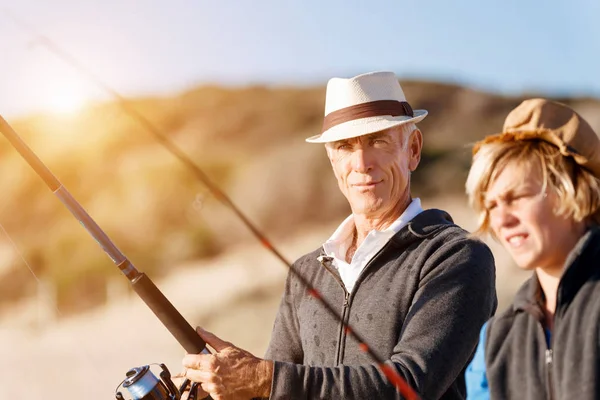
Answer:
196;326;232;352
172;367;187;379
182;354;214;370
184;368;214;383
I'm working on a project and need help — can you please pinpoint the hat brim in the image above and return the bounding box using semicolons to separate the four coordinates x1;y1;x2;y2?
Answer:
305;109;428;143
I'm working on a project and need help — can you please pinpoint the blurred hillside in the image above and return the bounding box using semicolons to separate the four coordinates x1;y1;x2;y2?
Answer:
1;81;599;314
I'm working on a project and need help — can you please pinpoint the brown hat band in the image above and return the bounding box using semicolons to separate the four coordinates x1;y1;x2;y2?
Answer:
322;100;414;133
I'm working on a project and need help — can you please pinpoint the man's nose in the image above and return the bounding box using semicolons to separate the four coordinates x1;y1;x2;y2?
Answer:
351;148;373;173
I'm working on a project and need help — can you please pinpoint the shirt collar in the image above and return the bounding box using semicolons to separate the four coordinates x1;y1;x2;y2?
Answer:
323;198;423;256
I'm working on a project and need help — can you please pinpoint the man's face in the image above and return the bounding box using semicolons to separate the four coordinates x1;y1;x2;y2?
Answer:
326;127;422;218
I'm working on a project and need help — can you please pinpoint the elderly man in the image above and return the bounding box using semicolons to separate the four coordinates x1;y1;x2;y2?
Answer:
181;71;497;399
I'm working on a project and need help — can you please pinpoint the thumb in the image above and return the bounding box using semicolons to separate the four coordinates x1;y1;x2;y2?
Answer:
196;326;233;352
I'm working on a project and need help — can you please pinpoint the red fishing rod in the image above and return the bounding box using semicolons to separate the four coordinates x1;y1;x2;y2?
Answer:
2;9;421;400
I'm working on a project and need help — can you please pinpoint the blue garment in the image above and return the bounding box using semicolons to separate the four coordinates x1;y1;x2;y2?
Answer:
465;322;553;399
465;322;490;399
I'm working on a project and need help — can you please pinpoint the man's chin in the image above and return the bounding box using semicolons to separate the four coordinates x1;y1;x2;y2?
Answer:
350;200;385;215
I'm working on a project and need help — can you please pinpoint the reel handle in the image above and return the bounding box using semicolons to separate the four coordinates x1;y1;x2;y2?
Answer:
188;382;201;400
159;363;180;398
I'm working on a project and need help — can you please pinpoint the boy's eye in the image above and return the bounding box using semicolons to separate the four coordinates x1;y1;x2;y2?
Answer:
484;202;497;211
511;191;535;203
515;192;532;199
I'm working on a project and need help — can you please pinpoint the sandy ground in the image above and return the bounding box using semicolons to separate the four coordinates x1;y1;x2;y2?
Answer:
0;197;530;399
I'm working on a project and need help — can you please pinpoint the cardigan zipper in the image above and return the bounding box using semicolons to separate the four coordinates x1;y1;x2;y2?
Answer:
335;291;351;365
318;241;394;365
317;255;349;365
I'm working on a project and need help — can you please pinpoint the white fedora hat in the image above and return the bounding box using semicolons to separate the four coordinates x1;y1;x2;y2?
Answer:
306;71;428;143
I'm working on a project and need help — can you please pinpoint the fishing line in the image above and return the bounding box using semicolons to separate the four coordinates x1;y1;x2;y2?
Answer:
1;8;420;399
0;220;108;384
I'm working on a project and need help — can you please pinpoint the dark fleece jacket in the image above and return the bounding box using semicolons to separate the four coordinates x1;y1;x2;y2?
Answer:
265;209;497;399
484;227;600;400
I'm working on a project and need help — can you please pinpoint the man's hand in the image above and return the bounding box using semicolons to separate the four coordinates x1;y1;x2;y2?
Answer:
180;326;273;400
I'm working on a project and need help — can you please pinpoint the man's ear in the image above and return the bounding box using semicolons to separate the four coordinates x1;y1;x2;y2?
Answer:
408;129;423;171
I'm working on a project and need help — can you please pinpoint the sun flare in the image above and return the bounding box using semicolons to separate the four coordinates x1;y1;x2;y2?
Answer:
47;87;88;116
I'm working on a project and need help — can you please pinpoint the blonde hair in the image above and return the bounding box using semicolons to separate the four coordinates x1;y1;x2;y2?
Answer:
466;139;600;236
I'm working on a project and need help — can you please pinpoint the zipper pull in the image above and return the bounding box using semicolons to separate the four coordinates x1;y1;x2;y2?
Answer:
545;349;554;400
343;292;349;307
317;255;333;267
545;349;553;364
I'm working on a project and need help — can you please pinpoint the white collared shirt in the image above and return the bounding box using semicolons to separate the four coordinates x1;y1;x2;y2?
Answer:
322;198;423;293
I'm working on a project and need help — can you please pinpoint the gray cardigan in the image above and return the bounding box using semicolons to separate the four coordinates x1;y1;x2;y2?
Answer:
265;209;497;399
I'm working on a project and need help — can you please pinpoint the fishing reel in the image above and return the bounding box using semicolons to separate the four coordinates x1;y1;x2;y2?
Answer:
115;363;201;400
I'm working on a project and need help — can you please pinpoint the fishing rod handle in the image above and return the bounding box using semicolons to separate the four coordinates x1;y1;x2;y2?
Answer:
132;273;207;354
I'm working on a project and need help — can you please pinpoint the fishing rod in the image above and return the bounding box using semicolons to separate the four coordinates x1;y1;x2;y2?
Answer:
0;116;420;400
0;116;204;399
2;9;421;400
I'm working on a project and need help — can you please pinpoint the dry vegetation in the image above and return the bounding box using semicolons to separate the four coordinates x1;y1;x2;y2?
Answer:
1;81;598;399
0;81;598;315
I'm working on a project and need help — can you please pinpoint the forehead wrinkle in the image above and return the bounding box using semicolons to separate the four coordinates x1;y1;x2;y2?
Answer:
369;131;392;140
327;127;404;150
483;182;519;203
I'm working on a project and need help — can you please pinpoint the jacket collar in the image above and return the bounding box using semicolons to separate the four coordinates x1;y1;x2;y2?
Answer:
390;208;456;245
317;209;456;260
558;226;600;305
512;274;545;320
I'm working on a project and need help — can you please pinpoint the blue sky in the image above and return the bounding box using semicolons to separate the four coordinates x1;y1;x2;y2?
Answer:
1;0;599;117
